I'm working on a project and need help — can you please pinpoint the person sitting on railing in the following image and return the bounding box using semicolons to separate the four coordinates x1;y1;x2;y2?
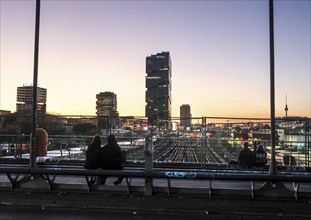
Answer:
84;134;103;183
100;134;126;185
283;154;296;166
255;144;267;168
238;142;254;169
84;134;102;169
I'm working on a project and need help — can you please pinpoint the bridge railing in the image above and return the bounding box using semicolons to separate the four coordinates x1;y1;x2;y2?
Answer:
0;136;309;171
0;135;310;199
0;116;310;169
0;164;310;200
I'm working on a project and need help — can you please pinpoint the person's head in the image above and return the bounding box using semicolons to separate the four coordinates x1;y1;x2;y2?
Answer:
92;134;101;145
243;142;249;149
107;134;116;143
258;144;264;152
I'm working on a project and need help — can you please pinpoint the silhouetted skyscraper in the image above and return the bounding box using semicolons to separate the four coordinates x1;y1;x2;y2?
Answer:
180;104;191;128
145;52;172;126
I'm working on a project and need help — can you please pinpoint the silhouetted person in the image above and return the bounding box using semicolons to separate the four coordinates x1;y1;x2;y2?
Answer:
84;134;103;184
283;154;296;166
100;134;126;185
255;144;267;168
84;134;102;169
253;141;258;152
238;142;254;169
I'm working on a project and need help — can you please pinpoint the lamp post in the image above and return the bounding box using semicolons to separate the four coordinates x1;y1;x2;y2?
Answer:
30;0;41;168
269;0;277;176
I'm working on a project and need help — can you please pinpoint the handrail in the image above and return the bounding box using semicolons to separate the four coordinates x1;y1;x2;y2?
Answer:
0;166;310;183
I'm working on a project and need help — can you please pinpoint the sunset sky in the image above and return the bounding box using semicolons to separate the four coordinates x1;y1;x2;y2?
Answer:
0;0;310;118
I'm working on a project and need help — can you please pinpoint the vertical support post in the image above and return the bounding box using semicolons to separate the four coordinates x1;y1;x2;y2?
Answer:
269;0;277;176
144;134;153;196
201;117;207;167
305;119;310;168
30;0;41;168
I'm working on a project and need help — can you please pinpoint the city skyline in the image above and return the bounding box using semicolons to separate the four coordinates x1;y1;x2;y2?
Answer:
0;0;310;118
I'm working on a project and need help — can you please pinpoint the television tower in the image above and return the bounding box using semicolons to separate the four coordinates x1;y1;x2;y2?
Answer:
284;94;288;118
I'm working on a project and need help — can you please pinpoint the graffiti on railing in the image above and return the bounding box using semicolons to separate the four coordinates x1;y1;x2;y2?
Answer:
165;171;196;179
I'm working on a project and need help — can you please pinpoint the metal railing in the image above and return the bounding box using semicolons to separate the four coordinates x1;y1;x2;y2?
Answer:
0;134;310;199
1;115;310;169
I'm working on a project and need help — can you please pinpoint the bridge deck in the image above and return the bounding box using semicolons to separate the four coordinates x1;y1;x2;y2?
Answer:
1;188;311;220
1;164;311;219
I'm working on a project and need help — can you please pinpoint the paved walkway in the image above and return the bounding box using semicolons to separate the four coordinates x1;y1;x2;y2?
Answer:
1;190;311;220
1;169;311;219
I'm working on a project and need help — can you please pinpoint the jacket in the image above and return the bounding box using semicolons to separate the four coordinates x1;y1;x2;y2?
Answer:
100;141;125;170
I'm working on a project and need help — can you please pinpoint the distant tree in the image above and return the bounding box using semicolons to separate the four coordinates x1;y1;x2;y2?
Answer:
0;114;17;134
73;123;98;135
39;116;66;135
2;114;17;128
0;123;16;134
20;117;32;135
263;124;271;130
234;126;242;133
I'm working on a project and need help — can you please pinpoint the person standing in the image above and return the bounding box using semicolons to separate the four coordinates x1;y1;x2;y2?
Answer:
255;144;267;168
238;142;254;169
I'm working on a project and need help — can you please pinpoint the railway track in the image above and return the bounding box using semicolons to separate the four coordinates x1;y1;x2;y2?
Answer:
152;138;224;163
120;137;226;164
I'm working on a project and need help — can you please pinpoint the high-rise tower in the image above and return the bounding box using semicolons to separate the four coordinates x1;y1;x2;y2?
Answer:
180;104;191;128
145;52;172;126
16;85;47;115
96;91;119;130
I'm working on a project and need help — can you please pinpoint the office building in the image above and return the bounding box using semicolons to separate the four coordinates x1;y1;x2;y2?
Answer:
96;91;119;129
145;52;172;126
16;85;47;114
180;104;192;128
0;110;11;129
